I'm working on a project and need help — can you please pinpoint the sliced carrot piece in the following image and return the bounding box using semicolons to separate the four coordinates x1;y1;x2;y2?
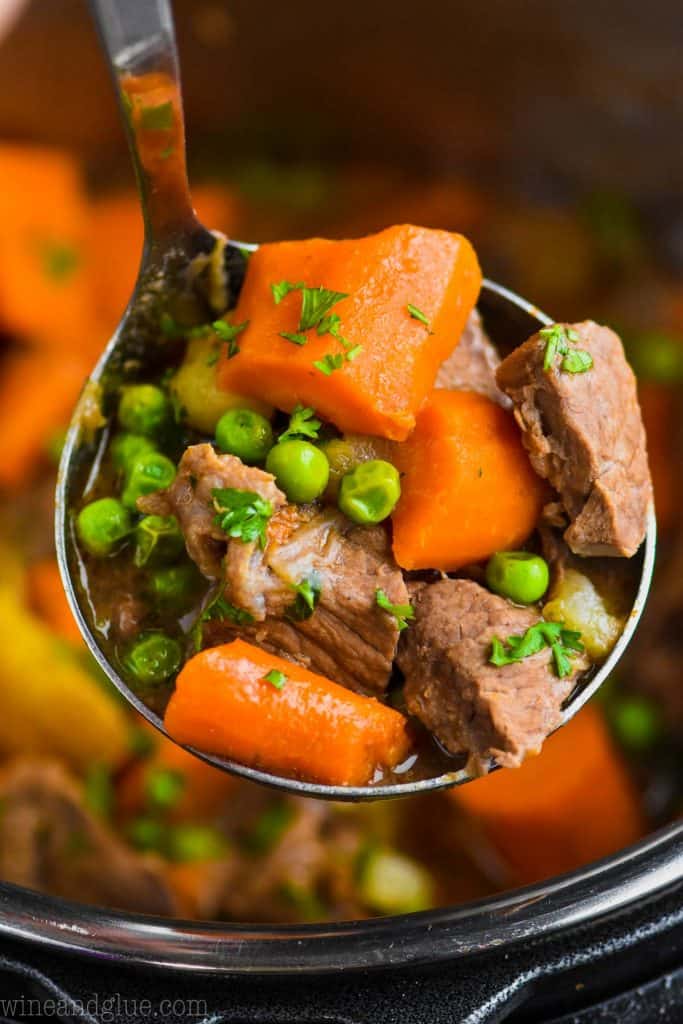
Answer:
0;346;90;489
0;145;97;350
164;639;413;787
26;558;82;646
217;224;482;440
452;705;646;885
392;389;546;571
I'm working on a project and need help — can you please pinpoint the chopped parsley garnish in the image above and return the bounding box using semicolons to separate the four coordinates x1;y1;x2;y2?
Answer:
271;281;348;331
540;325;593;375
271;280;305;305
489;620;584;679
213;318;249;359
279;331;308;346
278;405;322;444
299;286;349;331
191;589;254;653
314;353;345;376
41;241;80;282
287;575;322;621
212;487;273;547
317;312;343;338
270;281;356;373
407;303;432;330
139;100;174;132
264;668;287;690
375;589;415;632
160;144;175;160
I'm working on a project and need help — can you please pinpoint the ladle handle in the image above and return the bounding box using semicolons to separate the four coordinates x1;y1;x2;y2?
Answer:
89;0;200;247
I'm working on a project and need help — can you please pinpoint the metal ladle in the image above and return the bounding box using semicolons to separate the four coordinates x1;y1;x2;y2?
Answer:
56;0;656;800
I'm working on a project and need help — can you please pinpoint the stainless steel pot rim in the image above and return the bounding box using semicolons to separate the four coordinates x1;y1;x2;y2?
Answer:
0;822;680;974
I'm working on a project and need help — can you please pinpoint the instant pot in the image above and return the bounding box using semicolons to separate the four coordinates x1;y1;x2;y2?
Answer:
0;1;680;1020
0;824;679;1022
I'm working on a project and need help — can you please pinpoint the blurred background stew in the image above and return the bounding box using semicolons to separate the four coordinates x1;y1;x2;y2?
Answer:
0;0;680;921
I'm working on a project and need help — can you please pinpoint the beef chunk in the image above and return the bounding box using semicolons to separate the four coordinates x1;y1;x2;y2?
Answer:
436;309;509;406
397;579;576;773
0;760;177;914
138;443;286;579
496;321;652;557
206;512;410;696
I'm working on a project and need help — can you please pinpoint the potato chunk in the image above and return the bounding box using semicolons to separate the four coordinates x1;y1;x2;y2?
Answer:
543;568;624;660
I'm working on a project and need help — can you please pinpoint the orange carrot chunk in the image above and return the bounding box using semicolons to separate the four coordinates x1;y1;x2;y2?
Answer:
392;389;546;571
452;705;646;886
0;347;90;490
26;558;82;646
164;639;413;787
0;145;95;350
217;224;482;441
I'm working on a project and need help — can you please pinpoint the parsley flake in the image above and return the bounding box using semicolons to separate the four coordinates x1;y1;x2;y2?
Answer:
212;487;273;547
213;318;249;358
489;620;584;679
287;576;322;621
139;101;174;132
190;590;254;653
540;325;593;375
345;344;363;362
271;281;348;332
279;331;308;346
375;589;415;632
278;405;322;444
562;349;594;374
299;286;349;331
314;353;345;376
264;669;287;690
271;280;304;305
407;303;432;330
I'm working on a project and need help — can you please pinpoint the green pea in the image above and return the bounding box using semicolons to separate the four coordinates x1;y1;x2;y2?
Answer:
626;332;683;384
111;432;157;473
122;452;176;510
164;823;228;863
610;696;662;752
127;817;166;852
149;564;199;606
265;440;329;503
145;767;186;810
359;848;434;914
134;514;184;568
486;551;550;604
338;459;400;525
124;632;182;685
215;407;274;463
76;497;132;557
118;384;170;437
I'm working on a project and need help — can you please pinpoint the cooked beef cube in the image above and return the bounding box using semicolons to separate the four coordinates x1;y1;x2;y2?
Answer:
138;443;286;579
436;309;509;406
496;321;652;557
207;512;410;696
0;760;177;914
397;579;576;773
